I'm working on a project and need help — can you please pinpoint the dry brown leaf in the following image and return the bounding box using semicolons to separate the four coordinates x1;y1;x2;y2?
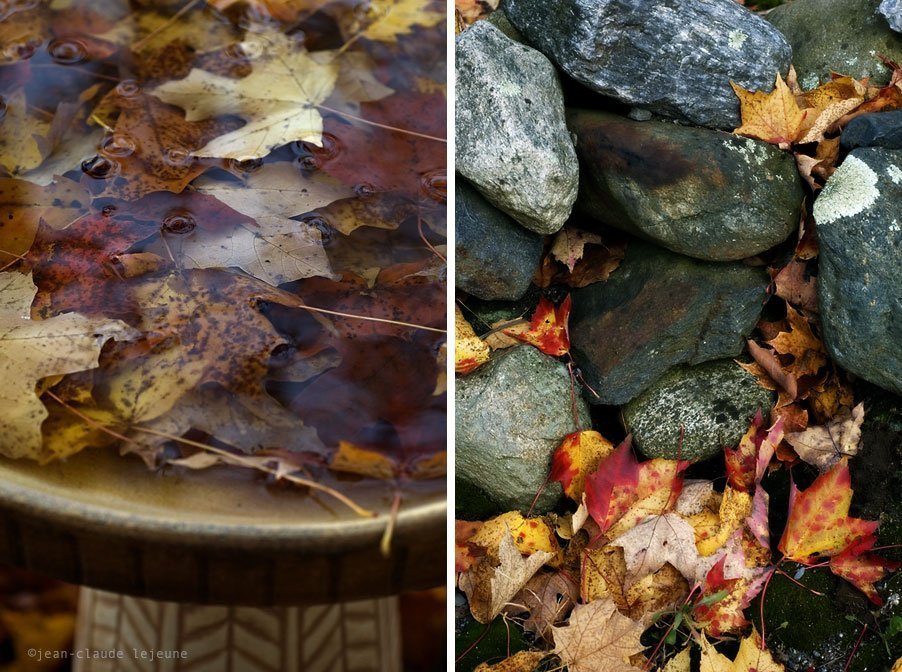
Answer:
459;532;553;624
731;73;807;149
474;651;547;672
747;340;797;400
662;648;691;672
552;598;645;672
786;402;864;471
503;571;578;640
797;76;867;144
771;258;818;313
766;305;827;378
550;226;603;273
611;513;717;585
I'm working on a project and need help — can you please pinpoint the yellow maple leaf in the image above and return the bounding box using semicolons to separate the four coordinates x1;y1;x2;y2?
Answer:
361;0;445;42
731;73;807;149
455;305;489;374
150;31;337;159
699;630;784;671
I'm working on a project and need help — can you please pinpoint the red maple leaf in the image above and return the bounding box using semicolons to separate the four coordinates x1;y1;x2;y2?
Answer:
504;295;571;357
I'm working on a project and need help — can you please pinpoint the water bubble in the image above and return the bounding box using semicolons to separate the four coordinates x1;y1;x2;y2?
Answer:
81;156;119;179
48;37;87;65
161;211;196;234
298;213;334;243
115;79;141;98
420;169;446;203
101;205;116;216
229;157;262;174
164;147;192;166
353;183;376;198
296;154;318;172
101;133;136;158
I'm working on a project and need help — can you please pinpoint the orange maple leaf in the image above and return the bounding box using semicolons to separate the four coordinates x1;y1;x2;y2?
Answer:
503;295;571;357
778;458;878;563
731;72;808;149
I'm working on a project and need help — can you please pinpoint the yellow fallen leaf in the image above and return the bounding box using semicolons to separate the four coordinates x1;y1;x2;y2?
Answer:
699;629;785;671
331;440;396;479
361;0;445;42
150;31;337;159
731;73;807;149
455;305;489;374
470;511;562;564
0;272;136;460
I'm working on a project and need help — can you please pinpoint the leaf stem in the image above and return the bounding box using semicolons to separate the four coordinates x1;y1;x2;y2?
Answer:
297;303;445;333
316;104;446;143
132;0;203;52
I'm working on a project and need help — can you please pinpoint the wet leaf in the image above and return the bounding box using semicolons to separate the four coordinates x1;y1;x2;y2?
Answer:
150;31;338;159
0;271;136;460
503;295;571;357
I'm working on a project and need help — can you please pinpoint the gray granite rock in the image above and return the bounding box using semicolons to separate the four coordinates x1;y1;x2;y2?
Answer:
814;148;902;395
487;9;524;42
502;0;791;130
768;0;902;88
456;178;543;301
456;21;578;234
623;360;774;461
568;110;802;261
456;346;591;513
882;0;902;32
570;240;768;405
841;111;902;150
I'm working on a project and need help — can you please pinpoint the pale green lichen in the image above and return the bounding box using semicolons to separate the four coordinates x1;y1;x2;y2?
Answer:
728;30;748;50
814;155;879;224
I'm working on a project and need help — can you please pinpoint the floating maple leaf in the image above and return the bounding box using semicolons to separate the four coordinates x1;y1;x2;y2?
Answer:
151;31;338;160
0;272;136;460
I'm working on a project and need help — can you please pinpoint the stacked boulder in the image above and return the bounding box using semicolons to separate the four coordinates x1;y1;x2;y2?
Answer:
456;0;902;517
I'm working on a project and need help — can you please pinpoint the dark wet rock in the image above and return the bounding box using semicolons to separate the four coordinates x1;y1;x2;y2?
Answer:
456;346;590;513
568;110;802;261
768;0;902;88
456;178;544;301
570;240;767;406
456;601;530;672
814;148;902;396
840;110;902;150
882;0;902;32
623;360;773;461
456;21;578;234
502;0;791;129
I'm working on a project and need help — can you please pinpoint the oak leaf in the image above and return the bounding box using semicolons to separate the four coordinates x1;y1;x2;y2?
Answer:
150;31;338;159
786;402;864;471
459;531;553;624
0;272;136;460
731;73;807;149
551;598;645;672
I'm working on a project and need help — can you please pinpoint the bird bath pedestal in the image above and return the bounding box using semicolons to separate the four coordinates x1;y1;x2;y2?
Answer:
0;450;444;671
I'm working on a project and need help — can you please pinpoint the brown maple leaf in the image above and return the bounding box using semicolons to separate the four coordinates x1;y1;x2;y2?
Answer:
551;598;645;672
786;402;864;471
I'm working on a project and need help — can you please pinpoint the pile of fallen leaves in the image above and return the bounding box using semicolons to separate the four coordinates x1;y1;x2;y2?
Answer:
456;56;902;671
0;0;446;516
457;302;897;670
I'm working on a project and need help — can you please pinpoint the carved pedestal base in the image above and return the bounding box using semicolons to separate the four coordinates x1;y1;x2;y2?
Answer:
73;588;401;671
